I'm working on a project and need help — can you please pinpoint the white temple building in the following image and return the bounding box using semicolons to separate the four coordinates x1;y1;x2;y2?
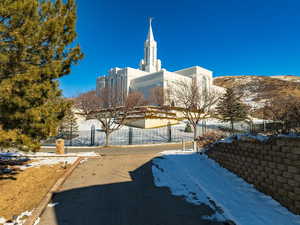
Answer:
96;19;224;105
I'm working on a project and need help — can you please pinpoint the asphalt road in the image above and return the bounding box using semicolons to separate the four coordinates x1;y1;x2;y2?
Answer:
39;150;226;225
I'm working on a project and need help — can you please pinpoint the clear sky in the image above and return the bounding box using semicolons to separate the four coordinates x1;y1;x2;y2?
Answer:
60;0;300;97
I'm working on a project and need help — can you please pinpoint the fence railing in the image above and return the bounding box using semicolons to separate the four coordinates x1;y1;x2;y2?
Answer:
42;123;220;146
42;120;295;147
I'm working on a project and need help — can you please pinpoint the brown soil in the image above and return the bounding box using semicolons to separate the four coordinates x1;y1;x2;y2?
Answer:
0;163;69;221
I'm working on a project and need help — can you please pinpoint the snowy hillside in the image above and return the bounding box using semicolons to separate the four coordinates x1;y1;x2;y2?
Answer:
214;75;300;117
270;75;300;83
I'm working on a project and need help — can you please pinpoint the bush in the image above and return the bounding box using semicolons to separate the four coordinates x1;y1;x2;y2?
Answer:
196;131;226;148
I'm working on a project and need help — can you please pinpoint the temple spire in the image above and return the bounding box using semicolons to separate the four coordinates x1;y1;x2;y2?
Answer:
139;18;161;73
147;17;154;41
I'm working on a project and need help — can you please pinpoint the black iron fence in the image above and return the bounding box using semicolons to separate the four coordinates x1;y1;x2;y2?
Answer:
42;123;220;146
42;120;297;147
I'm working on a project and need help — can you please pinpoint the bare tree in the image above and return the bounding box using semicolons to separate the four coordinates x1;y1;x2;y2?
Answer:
88;87;143;146
126;91;148;108
74;90;102;116
173;79;219;140
149;86;164;106
264;96;300;133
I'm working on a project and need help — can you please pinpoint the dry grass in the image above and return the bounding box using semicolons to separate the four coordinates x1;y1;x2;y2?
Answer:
0;163;69;221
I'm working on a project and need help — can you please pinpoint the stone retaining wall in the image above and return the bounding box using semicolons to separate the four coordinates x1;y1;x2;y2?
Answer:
206;136;300;214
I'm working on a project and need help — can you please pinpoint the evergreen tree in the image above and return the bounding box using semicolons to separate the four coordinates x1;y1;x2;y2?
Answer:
184;123;192;133
58;107;78;146
216;88;248;133
0;0;83;151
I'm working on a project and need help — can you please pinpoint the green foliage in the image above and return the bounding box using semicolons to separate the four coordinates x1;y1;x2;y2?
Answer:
216;88;248;132
184;123;192;133
0;0;83;151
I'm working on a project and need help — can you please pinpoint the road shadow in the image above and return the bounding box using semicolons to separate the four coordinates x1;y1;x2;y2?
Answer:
51;158;228;225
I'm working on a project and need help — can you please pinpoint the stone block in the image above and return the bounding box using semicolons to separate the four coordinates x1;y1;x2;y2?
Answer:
277;176;288;184
288;166;300;174
287;153;297;160
277;189;286;196
272;146;280;152
274;158;283;164
273;170;282;176
288;191;295;200
291;147;300;155
283;159;293;165
261;161;268;166
281;146;292;153
294;187;300;195
289;179;298;187
268;162;276;169
292;160;300;167
294;175;300;182
264;155;273;161
283;172;293;179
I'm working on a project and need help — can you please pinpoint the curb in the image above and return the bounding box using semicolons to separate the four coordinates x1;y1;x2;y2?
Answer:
24;157;83;225
105;141;192;148
24;155;101;158
41;141;192;150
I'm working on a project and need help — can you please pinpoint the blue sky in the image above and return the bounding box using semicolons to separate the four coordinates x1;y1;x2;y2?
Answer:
60;0;300;97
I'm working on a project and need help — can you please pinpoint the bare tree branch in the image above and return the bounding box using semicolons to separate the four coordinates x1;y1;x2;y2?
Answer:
172;79;219;139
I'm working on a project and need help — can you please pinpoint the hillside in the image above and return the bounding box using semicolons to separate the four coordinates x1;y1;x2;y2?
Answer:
213;75;300;118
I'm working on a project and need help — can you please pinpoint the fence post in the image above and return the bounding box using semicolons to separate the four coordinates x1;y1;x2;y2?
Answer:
56;139;65;154
168;122;172;142
128;127;133;145
91;125;95;146
182;139;185;151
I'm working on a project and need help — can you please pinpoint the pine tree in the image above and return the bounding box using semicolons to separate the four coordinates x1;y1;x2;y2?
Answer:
184;123;192;133
59;107;78;146
216;88;248;133
0;0;83;151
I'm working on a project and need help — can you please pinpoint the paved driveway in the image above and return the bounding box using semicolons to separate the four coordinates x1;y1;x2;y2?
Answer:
39;151;225;225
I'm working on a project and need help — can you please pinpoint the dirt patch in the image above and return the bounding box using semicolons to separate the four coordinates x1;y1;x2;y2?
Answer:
0;163;69;221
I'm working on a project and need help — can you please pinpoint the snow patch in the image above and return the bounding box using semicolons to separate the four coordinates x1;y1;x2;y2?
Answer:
47;202;59;207
19;157;77;170
153;151;300;225
0;210;33;225
218;133;270;144
24;152;99;157
33;217;40;225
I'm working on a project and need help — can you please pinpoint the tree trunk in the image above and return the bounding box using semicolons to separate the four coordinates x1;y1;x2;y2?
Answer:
193;124;197;140
105;132;110;146
230;120;234;135
70;124;73;146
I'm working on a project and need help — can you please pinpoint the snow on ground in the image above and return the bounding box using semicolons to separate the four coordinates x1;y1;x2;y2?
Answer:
0;151;98;170
217;133;270;144
0;151;99;158
24;152;99;157
47;202;59;208
152;151;300;225
19;157;77;170
0;210;32;225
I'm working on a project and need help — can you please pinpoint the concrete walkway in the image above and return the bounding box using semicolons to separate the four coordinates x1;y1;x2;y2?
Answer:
39;151;224;225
